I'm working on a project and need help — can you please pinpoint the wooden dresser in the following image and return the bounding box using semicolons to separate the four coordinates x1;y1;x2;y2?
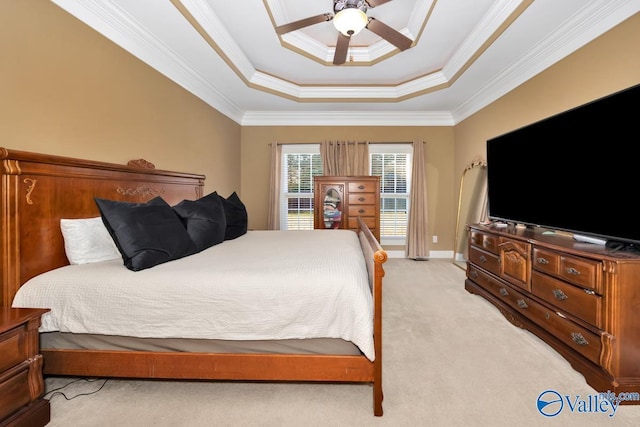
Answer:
0;308;50;426
313;176;380;241
465;223;640;400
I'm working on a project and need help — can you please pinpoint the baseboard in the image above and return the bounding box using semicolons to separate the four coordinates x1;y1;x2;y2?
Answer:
430;250;454;259
385;250;454;259
385;250;405;258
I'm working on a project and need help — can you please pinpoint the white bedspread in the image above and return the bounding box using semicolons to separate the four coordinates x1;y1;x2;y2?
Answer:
13;230;375;361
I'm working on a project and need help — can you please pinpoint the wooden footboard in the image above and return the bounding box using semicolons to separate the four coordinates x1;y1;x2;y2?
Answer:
1;148;387;416
41;351;374;381
41;219;387;416
358;216;387;415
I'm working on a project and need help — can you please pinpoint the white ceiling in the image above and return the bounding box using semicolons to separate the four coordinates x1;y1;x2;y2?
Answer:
51;0;638;126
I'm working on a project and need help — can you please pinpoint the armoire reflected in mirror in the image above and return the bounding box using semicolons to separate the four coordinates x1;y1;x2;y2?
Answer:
454;157;488;270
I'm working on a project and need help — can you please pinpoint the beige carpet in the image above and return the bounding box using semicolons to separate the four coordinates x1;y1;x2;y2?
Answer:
43;259;640;426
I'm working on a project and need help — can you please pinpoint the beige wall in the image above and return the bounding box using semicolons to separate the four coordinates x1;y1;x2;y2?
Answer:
240;126;455;250
454;13;640;203
1;0;241;197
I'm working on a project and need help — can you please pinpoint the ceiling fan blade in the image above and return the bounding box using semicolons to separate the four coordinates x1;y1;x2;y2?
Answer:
333;33;351;65
275;13;333;35
366;18;412;50
367;0;392;7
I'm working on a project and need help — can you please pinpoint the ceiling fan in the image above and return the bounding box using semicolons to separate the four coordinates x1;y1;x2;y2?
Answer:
275;0;413;65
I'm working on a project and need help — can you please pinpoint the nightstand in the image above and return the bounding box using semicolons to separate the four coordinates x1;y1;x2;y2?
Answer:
0;307;50;427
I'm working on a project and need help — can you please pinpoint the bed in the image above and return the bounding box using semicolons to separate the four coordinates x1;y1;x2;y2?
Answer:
0;147;387;416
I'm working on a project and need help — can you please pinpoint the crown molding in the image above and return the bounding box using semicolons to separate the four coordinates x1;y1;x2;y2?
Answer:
451;0;640;123
241;110;454;126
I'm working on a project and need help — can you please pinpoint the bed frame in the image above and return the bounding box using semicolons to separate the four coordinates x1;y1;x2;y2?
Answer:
0;147;388;416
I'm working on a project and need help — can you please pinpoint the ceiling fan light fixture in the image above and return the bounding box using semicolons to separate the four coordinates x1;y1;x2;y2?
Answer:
333;8;368;36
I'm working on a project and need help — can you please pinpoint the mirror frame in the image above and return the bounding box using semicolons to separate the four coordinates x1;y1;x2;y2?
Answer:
453;156;487;270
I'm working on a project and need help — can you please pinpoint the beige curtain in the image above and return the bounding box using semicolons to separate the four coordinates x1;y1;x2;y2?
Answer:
405;140;430;260
320;140;369;176
267;142;282;230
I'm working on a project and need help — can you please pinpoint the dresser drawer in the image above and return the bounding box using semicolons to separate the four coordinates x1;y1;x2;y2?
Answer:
0;365;31;421
348;193;376;205
522;297;603;366
533;248;601;293
0;328;24;373
559;255;601;293
348;181;376;193
348;216;376;230
532;247;560;275
468;246;500;276
468;265;528;312
470;230;499;254
531;270;601;328
348;205;376;217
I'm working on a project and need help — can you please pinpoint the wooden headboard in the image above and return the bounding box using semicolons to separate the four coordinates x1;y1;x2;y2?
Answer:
0;148;205;307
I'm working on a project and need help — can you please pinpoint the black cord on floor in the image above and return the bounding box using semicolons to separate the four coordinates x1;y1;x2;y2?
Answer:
44;378;109;401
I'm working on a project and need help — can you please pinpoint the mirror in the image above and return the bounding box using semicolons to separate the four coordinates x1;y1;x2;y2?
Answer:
323;188;343;229
454;157;488;269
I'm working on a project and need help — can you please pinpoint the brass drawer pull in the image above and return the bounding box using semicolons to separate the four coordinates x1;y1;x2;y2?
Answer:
571;332;589;346
565;267;581;275
584;289;596;295
517;299;528;309
545;312;550;320
358;197;366;202
358;185;365;190
552;289;568;301
470;271;478;279
358;209;365;214
499;288;509;296
536;257;549;265
479;255;487;263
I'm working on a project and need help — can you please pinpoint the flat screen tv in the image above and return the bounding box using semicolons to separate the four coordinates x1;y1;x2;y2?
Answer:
486;83;640;248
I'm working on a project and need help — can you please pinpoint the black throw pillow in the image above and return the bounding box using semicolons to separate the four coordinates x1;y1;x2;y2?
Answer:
219;191;248;240
173;192;227;252
95;196;196;271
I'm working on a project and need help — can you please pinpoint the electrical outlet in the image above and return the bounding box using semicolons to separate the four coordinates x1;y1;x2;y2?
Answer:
432;235;438;243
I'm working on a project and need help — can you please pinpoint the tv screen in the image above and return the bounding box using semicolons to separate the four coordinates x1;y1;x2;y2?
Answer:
486;83;640;247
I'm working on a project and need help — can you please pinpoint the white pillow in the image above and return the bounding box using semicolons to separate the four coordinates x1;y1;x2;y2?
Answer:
60;217;121;265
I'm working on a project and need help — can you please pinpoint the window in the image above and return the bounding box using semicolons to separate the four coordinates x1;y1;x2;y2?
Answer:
279;143;412;240
280;144;322;230
370;144;412;245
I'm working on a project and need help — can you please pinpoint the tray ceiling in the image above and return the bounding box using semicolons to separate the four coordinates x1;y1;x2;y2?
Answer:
51;0;638;125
